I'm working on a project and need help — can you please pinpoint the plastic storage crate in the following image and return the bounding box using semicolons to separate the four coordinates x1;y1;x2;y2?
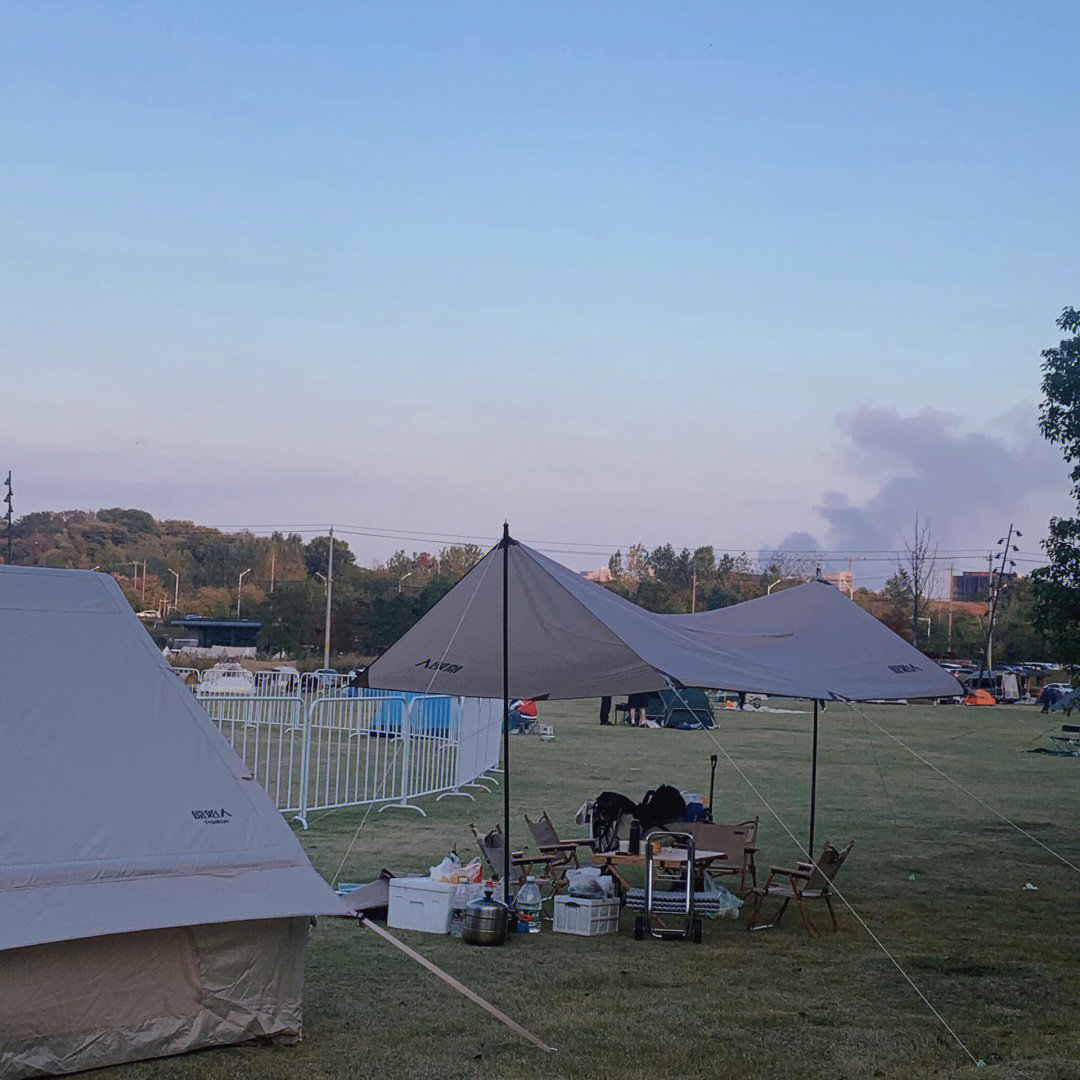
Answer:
387;877;458;934
552;895;621;936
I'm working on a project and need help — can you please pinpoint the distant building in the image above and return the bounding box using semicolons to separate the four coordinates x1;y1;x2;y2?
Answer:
822;570;853;595
952;571;1016;604
170;617;261;657
582;567;612;583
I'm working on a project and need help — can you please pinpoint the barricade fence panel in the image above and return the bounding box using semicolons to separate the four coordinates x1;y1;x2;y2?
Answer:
197;695;306;814
252;669;301;695
304;695;409;815
196;690;500;825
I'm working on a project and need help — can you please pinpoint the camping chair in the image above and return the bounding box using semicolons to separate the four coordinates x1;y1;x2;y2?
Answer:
524;811;594;870
736;817;759;891
470;824;566;893
747;840;854;936
682;820;756;897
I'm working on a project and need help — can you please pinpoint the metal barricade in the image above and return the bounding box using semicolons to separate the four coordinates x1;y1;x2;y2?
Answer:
302;695;410;823
197;690;500;827
253;669;301;695
197;695;306;816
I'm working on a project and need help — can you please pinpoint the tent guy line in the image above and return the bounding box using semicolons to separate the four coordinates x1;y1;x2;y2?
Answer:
325;552;496;890
844;700;1080;876
685;701;981;1067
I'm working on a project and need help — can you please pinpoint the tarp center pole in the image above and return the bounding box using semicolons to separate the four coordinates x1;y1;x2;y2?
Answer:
501;521;511;907
809;699;819;856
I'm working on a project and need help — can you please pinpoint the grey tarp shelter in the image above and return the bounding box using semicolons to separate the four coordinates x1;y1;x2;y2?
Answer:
0;566;348;1078
366;533;961;892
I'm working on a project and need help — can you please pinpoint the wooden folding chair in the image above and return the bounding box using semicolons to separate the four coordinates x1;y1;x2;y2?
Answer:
682;817;758;896
469;824;565;893
736;816;759;892
524;811;594;871
682;821;751;897
747;840;855;936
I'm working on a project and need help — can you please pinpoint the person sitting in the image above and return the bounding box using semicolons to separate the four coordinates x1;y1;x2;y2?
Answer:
507;698;538;732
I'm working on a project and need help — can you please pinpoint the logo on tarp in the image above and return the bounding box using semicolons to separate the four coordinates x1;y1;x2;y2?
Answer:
191;808;232;824
414;658;463;674
888;663;921;674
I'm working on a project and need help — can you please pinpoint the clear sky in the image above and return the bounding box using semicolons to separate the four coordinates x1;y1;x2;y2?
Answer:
3;2;1078;582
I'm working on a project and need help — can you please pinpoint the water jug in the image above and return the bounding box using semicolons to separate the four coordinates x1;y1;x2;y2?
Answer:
515;877;543;934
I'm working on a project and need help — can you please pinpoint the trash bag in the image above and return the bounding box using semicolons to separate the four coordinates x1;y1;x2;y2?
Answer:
567;867;615;898
429;851;462;881
702;876;744;919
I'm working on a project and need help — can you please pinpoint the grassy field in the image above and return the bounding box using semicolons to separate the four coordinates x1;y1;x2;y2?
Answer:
110;699;1079;1080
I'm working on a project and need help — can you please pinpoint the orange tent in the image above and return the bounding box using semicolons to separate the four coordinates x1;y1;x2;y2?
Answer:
963;688;995;706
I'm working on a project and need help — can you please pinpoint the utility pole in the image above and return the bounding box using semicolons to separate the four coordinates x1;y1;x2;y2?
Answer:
3;471;12;564
978;525;1021;687
323;526;334;669
691;570;697;613
270;547;276;594
947;563;954;657
168;569;179;612
140;560;147;606
847;556;854;598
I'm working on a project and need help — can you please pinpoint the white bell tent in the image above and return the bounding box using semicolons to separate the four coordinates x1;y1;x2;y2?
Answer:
0;565;348;1078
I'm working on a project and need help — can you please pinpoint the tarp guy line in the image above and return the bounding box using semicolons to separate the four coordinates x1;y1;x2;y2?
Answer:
326;555;496;888
662;681;981;1066
844;700;1080;876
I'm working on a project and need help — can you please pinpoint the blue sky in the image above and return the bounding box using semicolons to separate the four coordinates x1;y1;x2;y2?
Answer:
3;2;1077;581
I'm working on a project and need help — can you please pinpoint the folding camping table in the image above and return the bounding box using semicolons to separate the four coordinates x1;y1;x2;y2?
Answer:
590;844;727;893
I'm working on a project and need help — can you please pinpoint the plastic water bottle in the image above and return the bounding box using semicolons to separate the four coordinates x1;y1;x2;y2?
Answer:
515;877;543;934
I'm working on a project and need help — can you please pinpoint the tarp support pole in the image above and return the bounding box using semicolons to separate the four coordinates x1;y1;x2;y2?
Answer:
501;521;511;908
809;699;819;857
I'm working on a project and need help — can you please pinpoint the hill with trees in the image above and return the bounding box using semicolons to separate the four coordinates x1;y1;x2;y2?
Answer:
2;507;1047;665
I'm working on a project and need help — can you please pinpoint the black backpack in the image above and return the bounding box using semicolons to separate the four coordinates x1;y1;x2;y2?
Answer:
591;791;638;852
636;784;686;831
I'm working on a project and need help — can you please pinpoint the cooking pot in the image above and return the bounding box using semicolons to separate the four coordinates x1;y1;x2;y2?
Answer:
462;887;509;946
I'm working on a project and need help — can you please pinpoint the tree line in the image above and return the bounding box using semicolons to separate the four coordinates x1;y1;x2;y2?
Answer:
1;507;1051;665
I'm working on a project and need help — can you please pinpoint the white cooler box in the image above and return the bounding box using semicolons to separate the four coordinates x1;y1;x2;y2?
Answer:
388;877;458;934
552;895;621;936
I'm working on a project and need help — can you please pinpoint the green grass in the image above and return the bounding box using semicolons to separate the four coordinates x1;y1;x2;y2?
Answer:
109;700;1080;1080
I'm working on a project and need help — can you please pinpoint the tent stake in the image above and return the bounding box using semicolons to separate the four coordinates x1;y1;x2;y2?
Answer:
809;699;819;857
501;521;511;908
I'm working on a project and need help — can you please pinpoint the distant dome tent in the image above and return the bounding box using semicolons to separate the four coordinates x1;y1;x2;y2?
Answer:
0;566;347;1078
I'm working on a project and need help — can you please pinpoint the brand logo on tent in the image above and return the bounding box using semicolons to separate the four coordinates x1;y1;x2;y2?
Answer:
191;808;232;824
414;658;463;674
888;663;922;674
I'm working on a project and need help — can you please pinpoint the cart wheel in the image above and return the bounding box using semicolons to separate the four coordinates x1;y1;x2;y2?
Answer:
692;918;703;944
634;915;645;941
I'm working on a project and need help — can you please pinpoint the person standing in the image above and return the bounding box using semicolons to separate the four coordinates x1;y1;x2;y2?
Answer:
599;696;612;725
627;692;649;727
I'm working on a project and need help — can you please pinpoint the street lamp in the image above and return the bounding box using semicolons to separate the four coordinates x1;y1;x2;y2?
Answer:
168;568;179;612
767;577;800;595
237;568;251;617
398;571;413;594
